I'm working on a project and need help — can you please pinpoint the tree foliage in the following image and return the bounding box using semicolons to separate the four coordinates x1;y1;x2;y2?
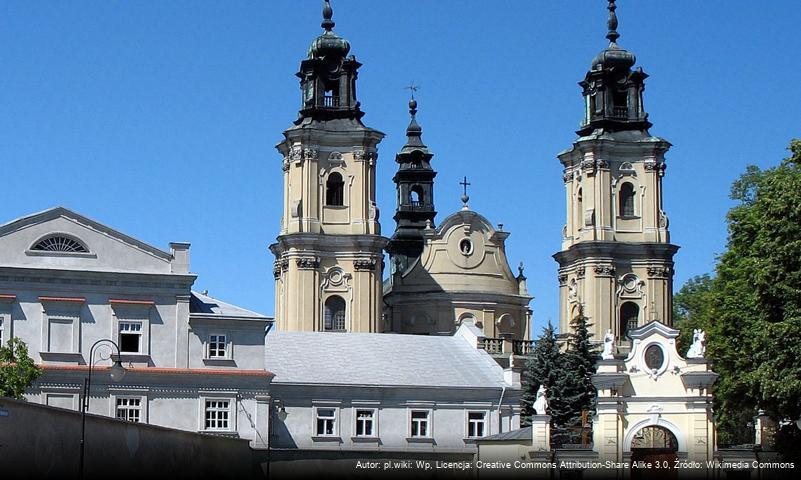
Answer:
0;337;42;400
672;274;714;353
522;312;598;445
674;139;801;449
521;321;560;426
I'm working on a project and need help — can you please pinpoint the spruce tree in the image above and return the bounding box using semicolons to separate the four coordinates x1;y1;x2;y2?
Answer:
521;321;560;426
551;308;598;445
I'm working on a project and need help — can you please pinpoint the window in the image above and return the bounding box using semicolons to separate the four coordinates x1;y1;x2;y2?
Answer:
118;321;142;354
620;302;640;338
116;397;142;423
207;334;227;359
410;410;430;438
619;182;636;217
576;188;584;228
0;318;3;345
323;296;346;331
31;235;88;253
409;185;424;207
467;412;486;438
315;408;337;436
204;399;231;431
325;172;344;206
355;409;375;437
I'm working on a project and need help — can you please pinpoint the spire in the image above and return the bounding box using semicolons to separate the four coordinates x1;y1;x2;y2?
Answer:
606;0;620;45
322;0;335;32
404;90;424;147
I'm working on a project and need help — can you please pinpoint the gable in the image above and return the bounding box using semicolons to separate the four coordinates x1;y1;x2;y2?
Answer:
0;207;174;274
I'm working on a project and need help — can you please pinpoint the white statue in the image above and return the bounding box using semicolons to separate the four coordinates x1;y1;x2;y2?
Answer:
533;385;549;415
686;329;706;359
601;329;615;359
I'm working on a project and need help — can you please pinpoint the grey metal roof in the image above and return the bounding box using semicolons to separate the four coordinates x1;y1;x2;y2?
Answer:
190;291;271;321
478;426;532;442
265;331;508;389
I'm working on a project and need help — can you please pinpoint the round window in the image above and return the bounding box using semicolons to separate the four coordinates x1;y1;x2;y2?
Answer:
644;344;665;370
459;239;473;256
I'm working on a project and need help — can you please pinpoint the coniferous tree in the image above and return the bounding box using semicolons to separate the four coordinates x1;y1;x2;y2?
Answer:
521;321;560;426
551;309;598;445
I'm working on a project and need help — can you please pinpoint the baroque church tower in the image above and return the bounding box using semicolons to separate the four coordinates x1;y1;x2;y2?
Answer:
271;1;387;332
554;1;678;343
386;97;438;274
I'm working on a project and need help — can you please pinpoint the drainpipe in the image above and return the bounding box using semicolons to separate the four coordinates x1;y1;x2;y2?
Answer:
497;386;507;434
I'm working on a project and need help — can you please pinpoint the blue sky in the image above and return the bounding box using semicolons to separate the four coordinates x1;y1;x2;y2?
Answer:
1;1;799;335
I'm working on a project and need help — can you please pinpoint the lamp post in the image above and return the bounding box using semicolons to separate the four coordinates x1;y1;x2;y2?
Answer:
79;339;127;479
266;398;287;479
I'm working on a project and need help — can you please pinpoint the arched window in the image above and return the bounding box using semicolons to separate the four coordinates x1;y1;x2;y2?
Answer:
31;235;89;253
326;172;344;206
409;185;424;207
619;182;635;217
620;302;639;338
324;296;346;331
576;188;584;228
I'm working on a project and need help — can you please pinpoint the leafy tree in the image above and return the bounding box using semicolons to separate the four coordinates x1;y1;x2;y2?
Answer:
521;321;561;426
672;274;714;353
0;338;42;399
678;139;801;450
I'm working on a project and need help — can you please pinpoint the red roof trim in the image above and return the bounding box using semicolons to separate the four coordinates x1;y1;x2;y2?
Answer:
40;364;273;377
39;296;86;303
109;299;156;306
0;294;17;300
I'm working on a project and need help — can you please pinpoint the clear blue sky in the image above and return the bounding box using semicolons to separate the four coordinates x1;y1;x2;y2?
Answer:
1;1;799;335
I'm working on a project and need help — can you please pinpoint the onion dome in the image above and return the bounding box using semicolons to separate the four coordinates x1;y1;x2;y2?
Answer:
591;1;636;70
308;1;351;59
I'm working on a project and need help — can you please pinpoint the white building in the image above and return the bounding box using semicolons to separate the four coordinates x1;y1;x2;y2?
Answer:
0;207;273;446
264;323;522;473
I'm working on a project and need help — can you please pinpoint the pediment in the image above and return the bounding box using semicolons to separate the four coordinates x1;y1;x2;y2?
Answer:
0;207;175;274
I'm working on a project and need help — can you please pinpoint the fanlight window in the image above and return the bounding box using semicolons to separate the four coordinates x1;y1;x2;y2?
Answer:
631;426;678;450
32;235;88;253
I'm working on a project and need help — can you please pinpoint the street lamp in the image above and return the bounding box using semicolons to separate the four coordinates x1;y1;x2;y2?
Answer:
79;339;127;479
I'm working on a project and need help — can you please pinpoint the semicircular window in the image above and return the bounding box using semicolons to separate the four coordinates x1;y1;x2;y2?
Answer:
32;235;89;253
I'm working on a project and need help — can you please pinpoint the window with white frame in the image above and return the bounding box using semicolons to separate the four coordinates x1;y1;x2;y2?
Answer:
355;409;375;437
467;411;487;438
315;408;337;436
116;397;142;423
410;410;430;438
207;334;227;359
204;399;231;431
0;317;4;345
118;321;142;354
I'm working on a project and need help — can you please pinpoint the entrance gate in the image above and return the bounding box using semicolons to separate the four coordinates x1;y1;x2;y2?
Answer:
630;426;678;480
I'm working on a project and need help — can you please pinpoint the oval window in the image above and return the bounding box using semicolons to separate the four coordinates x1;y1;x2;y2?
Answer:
644;344;665;370
459;239;473;256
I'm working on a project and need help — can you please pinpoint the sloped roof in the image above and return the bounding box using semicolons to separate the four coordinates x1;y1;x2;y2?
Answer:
478;426;532;442
190;291;271;321
265;331;508;389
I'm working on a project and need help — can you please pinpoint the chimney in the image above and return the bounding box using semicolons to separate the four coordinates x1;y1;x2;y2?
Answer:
170;242;191;274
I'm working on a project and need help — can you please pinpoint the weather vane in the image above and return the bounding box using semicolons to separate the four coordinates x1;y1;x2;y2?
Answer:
404;81;419;99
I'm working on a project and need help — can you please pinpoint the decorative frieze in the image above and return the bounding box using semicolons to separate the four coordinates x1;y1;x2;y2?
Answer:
576;266;586;279
353;259;377;271
558;274;568;286
594;265;616;277
296;257;320;270
647;266;672;279
273;261;282;279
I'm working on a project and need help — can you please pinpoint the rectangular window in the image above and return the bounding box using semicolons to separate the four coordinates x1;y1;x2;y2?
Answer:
0;318;4;345
47;318;74;352
204;399;231;431
355;409;375;437
467;412;486;438
116;397;142;423
315;408;337;436
207;334;227;358
410;410;430;438
119;321;142;354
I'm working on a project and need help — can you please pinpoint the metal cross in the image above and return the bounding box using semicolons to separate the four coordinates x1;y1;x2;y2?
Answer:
460;176;471;197
404;81;419;99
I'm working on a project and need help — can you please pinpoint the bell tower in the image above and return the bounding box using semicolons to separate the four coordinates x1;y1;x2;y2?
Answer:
386;96;438;273
271;0;387;333
554;1;679;343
